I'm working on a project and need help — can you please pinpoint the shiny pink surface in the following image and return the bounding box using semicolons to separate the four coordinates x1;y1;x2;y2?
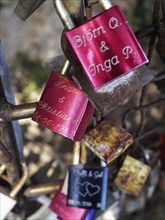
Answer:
50;191;87;220
66;5;148;90
49;179;87;220
32;71;94;140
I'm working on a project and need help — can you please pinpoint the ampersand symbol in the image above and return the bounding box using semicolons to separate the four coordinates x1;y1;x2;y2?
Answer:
58;97;66;103
100;41;109;53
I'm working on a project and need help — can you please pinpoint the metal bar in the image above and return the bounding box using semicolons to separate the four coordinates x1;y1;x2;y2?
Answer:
148;0;161;61
135;24;156;39
10;162;28;198
24;183;59;197
0;101;37;122
0;41;23;182
162;0;165;19
135;124;164;142
122;98;165;130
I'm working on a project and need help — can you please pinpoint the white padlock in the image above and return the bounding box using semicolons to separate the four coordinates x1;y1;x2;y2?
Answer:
0;163;28;220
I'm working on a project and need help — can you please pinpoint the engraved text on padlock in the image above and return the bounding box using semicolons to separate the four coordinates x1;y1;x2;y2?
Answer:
32;71;94;140
67;166;108;210
66;5;148;89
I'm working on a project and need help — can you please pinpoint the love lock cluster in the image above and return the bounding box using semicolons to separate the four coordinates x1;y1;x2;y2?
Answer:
1;0;164;219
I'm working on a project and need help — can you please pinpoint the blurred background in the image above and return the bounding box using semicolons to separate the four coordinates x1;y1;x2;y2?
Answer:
0;0;165;219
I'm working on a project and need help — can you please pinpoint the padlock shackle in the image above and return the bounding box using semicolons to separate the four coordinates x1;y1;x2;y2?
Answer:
72;141;81;165
61;59;71;75
98;0;113;10
53;0;75;30
10;162;28;198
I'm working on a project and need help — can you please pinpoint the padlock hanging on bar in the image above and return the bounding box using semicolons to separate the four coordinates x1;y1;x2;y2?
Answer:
114;155;151;196
0;163;28;220
54;0;154;116
49;142;88;220
83;119;133;164
67;141;109;210
32;60;94;141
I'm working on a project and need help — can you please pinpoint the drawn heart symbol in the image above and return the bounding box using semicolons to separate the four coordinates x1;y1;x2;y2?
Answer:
75;182;89;197
86;183;100;197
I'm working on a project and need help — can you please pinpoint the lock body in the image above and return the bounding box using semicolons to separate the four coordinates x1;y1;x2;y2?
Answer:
32;71;94;140
0;193;17;220
67;165;108;210
72;61;154;116
114;155;151;196
66;5;148;89
83;120;133;164
50;174;87;220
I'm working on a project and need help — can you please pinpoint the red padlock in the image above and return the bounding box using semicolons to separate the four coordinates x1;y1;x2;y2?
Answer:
32;61;94;140
49;173;87;220
64;0;148;89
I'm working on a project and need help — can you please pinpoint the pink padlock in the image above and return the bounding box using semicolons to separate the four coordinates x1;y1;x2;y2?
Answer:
49;174;87;220
65;2;148;89
32;61;94;141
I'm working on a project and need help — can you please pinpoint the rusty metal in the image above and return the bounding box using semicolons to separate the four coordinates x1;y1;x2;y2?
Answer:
83;120;134;164
114;155;151;196
24;183;59;197
0;101;37;122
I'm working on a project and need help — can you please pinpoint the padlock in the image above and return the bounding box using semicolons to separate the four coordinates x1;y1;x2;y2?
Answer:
114;155;151;196
14;0;47;21
49;173;87;220
67;142;109;210
83;119;133;164
32;60;94;141
54;0;154;115
0;163;28;220
50;141;87;219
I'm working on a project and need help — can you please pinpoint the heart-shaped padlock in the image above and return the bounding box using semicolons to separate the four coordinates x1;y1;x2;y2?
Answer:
32;60;94;141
